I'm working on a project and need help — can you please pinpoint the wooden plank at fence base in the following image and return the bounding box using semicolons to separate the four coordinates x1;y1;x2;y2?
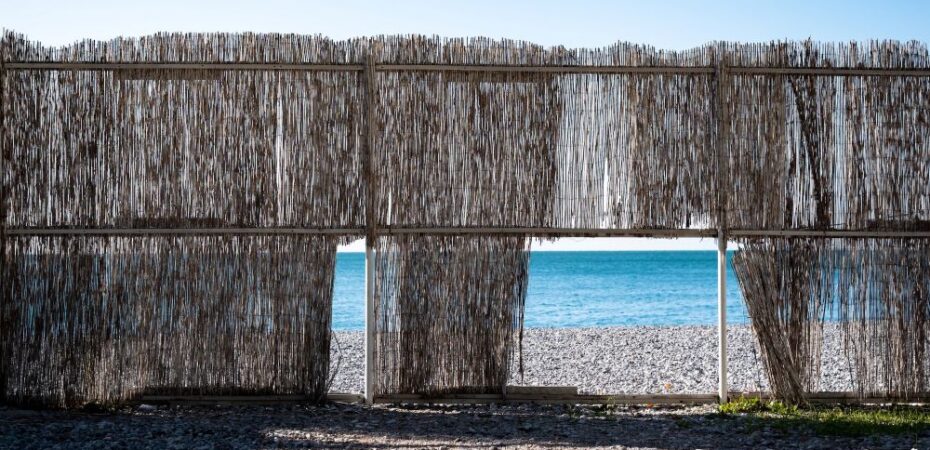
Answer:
373;393;718;405
139;395;310;405
328;393;367;404
373;391;930;406
135;391;930;406
138;393;366;405
505;386;578;396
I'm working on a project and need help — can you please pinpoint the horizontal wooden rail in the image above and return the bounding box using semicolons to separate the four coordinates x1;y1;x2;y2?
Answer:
729;67;930;77
381;65;930;77
4;62;365;71
4;227;365;236
3;226;714;238
380;227;717;237
6;227;930;238
4;226;711;237
375;64;715;74
730;229;930;238
6;62;930;77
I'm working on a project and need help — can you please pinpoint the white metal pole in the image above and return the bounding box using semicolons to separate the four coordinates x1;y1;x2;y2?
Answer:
364;243;376;404
362;54;378;406
717;230;728;403
713;53;730;405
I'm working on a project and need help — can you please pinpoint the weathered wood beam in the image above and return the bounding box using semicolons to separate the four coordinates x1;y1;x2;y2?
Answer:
5;62;364;71
8;62;930;77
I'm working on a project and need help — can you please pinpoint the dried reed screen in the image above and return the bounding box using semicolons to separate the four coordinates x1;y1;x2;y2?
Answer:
726;42;930;230
2;68;365;229
4;33;930;406
373;236;528;396
552;73;715;228
734;238;930;402
836;239;930;399
372;37;717;229
726;42;930;402
1;32;363;406
0;235;336;407
732;239;832;404
373;71;561;227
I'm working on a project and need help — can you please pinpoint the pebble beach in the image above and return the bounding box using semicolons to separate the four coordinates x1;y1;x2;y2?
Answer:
329;324;855;394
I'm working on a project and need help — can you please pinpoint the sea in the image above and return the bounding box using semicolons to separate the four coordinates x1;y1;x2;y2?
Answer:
332;251;747;330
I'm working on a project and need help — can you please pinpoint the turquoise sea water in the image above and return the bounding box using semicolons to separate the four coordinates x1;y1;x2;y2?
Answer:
332;251;746;330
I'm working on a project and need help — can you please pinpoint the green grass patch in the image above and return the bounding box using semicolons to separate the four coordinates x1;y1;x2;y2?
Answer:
719;396;930;437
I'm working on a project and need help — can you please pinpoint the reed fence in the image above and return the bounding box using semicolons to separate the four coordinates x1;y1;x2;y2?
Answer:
2;31;929;406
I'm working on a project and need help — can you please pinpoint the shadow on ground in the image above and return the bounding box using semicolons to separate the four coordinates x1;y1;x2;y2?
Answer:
1;403;927;449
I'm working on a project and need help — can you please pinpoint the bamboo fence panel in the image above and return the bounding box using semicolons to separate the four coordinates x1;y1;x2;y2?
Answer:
732;239;831;404
836;239;930;399
372;70;560;227
1;31;360;407
371;37;716;230
726;41;930;231
844;75;930;229
734;238;930;402
373;235;528;396
2;43;365;229
3;31;930;406
0;235;336;407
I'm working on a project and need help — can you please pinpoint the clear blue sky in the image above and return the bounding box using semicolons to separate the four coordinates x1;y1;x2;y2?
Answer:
4;0;929;48
3;0;925;251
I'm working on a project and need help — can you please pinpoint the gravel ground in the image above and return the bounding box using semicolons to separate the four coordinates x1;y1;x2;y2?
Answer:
0;325;907;449
329;324;854;394
3;402;926;449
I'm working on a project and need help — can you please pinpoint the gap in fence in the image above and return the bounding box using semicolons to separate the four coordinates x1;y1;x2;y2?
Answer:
329;238;367;395
324;236;902;401
325;236;766;397
514;237;750;397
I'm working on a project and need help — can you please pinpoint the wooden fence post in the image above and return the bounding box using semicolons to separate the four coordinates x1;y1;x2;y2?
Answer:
0;54;6;400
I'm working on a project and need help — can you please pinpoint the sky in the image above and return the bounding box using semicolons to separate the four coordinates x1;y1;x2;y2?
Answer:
3;0;926;251
4;0;930;49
